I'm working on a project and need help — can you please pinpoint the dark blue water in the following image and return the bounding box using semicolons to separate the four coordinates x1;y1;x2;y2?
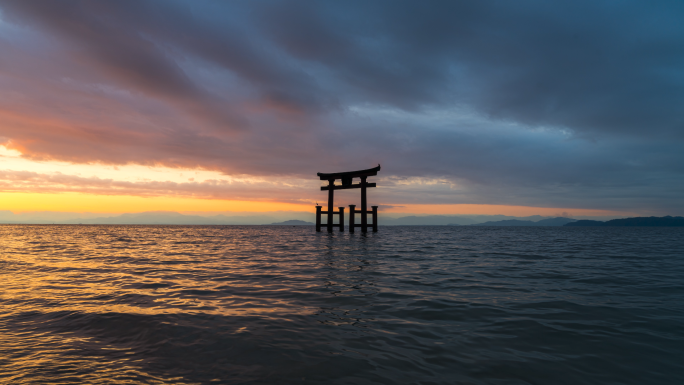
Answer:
0;225;682;384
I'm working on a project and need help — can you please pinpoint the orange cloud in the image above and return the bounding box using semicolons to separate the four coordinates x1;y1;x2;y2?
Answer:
0;170;318;203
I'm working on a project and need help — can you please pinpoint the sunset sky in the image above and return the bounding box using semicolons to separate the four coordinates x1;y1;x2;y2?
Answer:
0;1;682;217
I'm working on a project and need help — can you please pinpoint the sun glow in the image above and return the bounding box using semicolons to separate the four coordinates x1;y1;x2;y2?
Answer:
0;191;310;213
0;145;231;183
0;144;316;212
0;145;637;217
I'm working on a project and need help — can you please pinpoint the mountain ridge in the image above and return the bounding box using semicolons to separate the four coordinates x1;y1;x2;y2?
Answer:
0;211;643;225
468;217;577;226
269;220;315;225
564;216;684;227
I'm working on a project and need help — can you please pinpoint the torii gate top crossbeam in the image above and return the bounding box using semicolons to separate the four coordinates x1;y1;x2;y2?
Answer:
317;164;380;181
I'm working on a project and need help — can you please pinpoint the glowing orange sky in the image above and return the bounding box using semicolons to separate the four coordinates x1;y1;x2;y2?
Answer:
0;191;633;218
0;1;682;218
0;192;308;213
0;146;636;217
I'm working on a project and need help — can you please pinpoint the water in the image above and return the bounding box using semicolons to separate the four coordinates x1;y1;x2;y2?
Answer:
0;225;682;384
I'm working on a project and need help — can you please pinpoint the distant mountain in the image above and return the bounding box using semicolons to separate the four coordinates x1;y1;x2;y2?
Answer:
470;217;577;226
58;211;311;225
269;220;314;225
535;217;577;226
0;210;318;225
565;216;684;227
379;215;551;226
0;210;628;226
565;220;605;227
382;216;478;226
471;219;537;226
62;212;223;225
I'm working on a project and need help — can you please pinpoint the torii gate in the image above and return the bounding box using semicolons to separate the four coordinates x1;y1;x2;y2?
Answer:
315;164;380;233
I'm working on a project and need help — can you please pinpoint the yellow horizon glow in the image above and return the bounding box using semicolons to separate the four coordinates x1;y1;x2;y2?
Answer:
0;146;636;217
0;192;311;213
0;191;633;217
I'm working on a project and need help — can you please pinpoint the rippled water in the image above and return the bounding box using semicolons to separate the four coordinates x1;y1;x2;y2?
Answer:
0;225;682;384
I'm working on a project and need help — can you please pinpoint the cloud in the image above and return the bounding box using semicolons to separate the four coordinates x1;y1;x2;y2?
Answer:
253;0;684;137
0;169;318;203
0;0;682;213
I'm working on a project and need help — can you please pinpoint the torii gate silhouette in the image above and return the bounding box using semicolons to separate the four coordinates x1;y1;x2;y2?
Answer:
315;164;380;233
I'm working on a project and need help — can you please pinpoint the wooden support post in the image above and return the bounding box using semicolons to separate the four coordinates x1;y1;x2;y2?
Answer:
349;205;355;233
361;176;367;233
338;207;345;231
372;206;378;232
327;179;334;233
315;206;322;232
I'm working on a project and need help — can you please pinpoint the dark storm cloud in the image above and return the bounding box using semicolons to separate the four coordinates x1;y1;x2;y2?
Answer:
327;114;684;213
1;1;249;131
255;0;684;136
0;0;683;213
1;0;333;115
6;0;681;135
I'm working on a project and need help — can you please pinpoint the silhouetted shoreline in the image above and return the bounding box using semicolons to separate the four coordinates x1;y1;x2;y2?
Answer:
564;216;684;227
466;217;576;226
268;220;315;225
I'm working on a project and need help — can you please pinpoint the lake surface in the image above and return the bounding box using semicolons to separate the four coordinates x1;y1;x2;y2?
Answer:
0;225;682;384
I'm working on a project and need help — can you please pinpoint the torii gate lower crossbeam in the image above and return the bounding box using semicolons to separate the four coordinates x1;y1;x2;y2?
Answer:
315;165;380;233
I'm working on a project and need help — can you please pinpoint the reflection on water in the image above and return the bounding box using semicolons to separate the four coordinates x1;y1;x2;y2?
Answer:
0;225;683;384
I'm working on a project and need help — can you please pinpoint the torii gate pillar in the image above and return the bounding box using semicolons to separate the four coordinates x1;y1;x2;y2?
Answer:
315;165;380;233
